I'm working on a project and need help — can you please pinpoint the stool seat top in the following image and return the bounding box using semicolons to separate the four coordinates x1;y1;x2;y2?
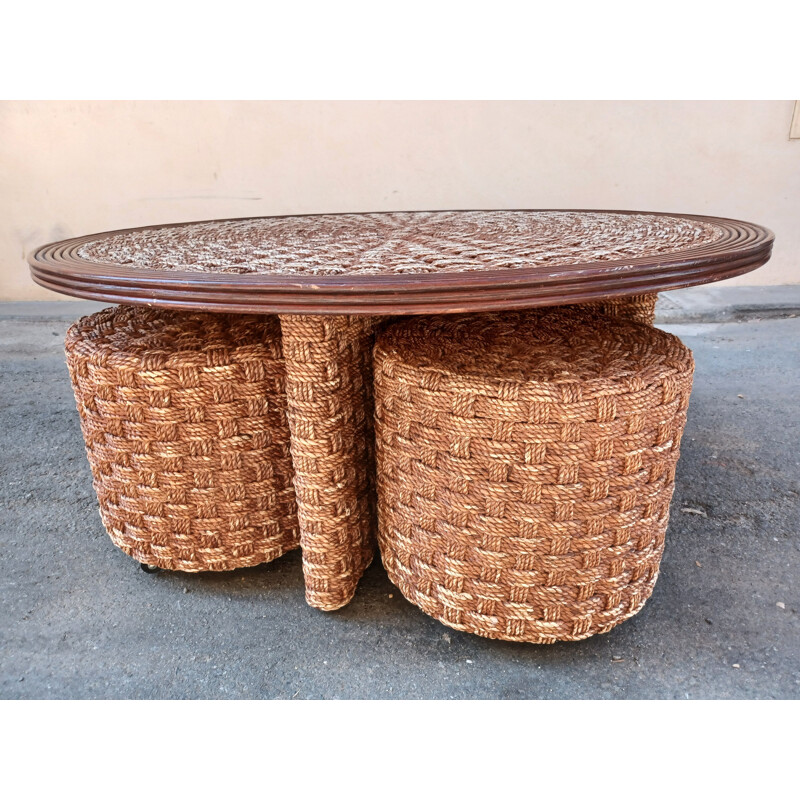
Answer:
29;210;773;315
378;309;689;388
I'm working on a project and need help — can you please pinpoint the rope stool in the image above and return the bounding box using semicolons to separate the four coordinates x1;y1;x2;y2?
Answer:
373;309;694;643
580;293;658;325
65;306;299;572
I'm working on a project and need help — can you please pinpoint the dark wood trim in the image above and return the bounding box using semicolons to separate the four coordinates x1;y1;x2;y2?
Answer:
28;210;774;315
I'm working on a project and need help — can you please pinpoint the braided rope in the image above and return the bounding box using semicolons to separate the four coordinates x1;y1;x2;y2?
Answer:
581;293;658;325
374;309;694;642
65;306;299;571
77;212;724;276
279;315;378;610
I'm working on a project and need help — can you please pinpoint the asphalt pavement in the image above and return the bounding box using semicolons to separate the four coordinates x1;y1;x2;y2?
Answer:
1;299;797;699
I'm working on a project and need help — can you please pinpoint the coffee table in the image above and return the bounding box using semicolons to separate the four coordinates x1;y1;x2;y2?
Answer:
29;210;774;610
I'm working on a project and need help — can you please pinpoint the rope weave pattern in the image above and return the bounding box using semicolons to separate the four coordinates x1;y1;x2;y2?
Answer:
65;306;299;571
279;315;378;610
581;293;658;325
374;309;694;643
76;212;724;276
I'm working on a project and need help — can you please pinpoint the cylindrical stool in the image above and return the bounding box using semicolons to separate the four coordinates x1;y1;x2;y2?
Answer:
373;309;694;643
65;306;299;572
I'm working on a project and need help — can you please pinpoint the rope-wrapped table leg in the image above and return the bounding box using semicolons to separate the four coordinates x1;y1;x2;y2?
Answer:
279;315;379;611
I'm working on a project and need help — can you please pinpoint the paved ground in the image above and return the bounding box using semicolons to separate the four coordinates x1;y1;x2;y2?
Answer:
654;284;800;323
1;302;798;699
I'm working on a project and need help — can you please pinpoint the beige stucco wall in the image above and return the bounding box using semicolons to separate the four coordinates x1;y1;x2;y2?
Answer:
1;100;797;301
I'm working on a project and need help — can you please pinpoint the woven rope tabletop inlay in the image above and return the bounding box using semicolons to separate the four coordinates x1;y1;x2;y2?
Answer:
75;211;724;276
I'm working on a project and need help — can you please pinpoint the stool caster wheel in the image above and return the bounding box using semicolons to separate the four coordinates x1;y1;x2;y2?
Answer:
140;563;161;574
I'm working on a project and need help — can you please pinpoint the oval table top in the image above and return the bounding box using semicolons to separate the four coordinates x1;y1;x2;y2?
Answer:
28;210;774;315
